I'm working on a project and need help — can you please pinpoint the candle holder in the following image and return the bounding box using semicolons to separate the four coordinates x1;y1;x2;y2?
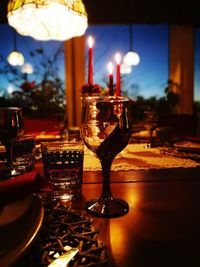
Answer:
81;83;102;96
81;83;102;123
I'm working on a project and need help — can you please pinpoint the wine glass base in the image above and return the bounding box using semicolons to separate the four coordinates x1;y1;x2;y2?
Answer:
144;143;152;148
144;141;157;148
0;166;21;179
85;197;129;218
10;167;21;176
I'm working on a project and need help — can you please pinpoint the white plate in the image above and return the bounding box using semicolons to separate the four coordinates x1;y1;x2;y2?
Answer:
174;141;200;152
0;196;33;226
0;194;44;267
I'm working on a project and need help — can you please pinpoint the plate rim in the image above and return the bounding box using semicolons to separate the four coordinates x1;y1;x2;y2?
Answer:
0;194;44;267
174;141;200;152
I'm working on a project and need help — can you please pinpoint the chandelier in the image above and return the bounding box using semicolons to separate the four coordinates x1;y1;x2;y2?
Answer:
7;0;88;41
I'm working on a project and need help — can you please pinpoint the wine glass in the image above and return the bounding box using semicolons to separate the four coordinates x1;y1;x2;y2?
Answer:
81;96;132;218
0;107;24;177
143;110;158;148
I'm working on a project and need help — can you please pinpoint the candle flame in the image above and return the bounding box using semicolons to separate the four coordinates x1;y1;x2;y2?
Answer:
88;36;94;48
107;62;114;74
114;52;122;65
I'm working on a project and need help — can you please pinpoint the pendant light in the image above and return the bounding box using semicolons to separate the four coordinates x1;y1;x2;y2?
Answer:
7;0;88;41
120;63;132;74
7;29;24;66
123;24;140;66
21;62;34;74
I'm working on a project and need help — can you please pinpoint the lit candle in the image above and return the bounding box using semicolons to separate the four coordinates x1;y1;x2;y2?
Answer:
107;62;114;96
114;52;122;96
87;36;94;85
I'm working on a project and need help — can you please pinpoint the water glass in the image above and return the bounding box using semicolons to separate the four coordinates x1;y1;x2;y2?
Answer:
12;135;36;174
67;127;81;142
41;141;84;201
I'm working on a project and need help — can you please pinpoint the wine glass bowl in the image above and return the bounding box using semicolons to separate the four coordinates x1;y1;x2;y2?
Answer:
0;107;24;177
81;96;132;218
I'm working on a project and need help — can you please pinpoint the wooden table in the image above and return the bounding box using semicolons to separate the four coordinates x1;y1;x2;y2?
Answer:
2;137;199;267
32;160;200;267
1;139;200;267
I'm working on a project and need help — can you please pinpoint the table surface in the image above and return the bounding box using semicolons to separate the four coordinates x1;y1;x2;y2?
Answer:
34;160;200;267
72;170;200;267
2;138;200;265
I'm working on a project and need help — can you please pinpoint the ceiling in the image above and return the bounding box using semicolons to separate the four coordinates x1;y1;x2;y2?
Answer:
1;0;200;26
83;0;200;26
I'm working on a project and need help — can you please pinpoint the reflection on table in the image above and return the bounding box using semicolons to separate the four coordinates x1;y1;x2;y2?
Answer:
35;145;200;267
2;140;200;267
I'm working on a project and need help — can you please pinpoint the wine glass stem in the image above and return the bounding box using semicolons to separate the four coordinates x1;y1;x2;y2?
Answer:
100;158;113;199
4;143;12;167
149;128;153;145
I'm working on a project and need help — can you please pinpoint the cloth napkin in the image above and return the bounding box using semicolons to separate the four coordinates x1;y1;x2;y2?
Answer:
0;171;47;206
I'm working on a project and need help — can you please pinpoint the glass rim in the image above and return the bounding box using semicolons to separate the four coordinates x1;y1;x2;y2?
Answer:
84;95;134;102
41;141;83;150
0;107;22;111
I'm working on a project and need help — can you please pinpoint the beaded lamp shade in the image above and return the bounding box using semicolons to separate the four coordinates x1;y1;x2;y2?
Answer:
7;0;88;41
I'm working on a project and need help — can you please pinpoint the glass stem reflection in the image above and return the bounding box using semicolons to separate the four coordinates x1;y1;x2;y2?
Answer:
4;142;12;167
149;128;153;146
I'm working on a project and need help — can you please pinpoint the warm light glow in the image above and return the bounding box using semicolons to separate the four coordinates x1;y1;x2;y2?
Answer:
7;50;24;66
114;52;122;65
110;221;127;258
120;63;132;74
88;36;94;48
107;62;114;75
123;51;140;66
21;62;34;74
7;0;88;41
7;85;14;94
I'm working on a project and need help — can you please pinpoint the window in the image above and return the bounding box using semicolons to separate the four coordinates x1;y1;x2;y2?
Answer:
85;24;169;99
0;24;65;118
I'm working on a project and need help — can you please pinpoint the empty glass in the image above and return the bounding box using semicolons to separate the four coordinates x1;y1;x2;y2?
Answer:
0;107;24;177
81;96;132;218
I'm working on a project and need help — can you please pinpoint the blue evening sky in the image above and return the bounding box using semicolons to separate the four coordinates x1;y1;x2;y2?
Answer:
0;24;199;100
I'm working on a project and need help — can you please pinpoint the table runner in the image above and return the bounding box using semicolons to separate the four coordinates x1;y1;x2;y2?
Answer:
84;144;200;171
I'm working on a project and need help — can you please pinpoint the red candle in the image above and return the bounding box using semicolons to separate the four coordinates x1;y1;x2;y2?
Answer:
87;36;94;85
107;62;114;96
114;52;122;96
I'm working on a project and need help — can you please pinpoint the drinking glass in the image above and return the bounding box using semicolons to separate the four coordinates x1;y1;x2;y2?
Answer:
0;107;24;177
81;96;132;218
